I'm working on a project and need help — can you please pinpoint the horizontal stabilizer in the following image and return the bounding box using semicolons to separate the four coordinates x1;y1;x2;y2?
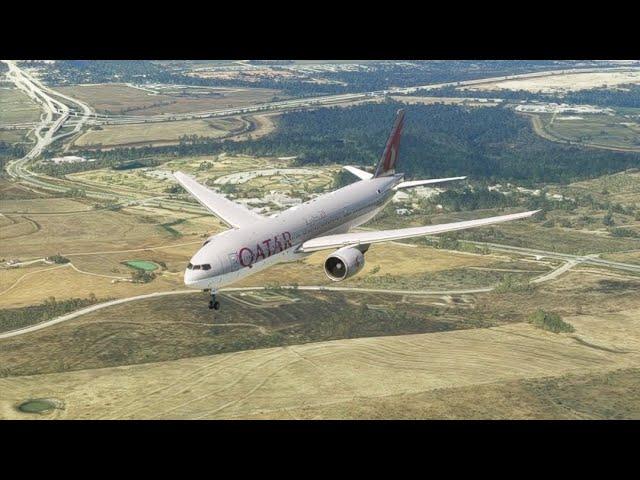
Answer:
299;210;540;253
394;176;467;190
343;165;373;180
173;171;263;229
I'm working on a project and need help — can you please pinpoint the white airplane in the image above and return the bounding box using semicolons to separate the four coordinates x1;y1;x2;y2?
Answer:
175;109;539;310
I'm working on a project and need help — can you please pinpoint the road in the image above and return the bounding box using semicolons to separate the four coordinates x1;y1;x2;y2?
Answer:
4;62;638;209
2;60;95;194
463;241;640;275
6;65;635;129
0;260;581;340
0;284;495;340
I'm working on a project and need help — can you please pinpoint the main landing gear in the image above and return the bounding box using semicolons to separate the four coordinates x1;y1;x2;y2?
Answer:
207;290;221;311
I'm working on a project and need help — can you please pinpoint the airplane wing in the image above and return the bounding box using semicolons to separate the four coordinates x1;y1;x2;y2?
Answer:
173;171;264;229
298;210;540;253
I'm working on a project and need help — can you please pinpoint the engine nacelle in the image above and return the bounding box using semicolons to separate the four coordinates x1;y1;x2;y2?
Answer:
324;246;366;281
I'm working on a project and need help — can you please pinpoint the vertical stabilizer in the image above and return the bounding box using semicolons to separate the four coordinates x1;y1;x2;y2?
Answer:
374;108;405;177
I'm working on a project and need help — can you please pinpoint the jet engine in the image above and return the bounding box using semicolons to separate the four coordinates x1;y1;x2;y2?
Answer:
324;246;366;281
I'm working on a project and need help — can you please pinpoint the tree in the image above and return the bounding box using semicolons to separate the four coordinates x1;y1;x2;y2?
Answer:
603;211;615;226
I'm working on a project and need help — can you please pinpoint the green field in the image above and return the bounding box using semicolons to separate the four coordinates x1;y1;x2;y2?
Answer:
539;113;640;151
17;398;56;414
124;260;159;271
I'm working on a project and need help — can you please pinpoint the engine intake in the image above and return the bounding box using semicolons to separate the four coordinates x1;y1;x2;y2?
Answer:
324;246;365;281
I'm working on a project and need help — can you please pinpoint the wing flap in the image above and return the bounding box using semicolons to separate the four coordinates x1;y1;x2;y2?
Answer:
173;171;263;229
299;210;540;253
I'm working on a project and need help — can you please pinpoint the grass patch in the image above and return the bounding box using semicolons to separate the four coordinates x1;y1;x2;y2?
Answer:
17;398;57;414
528;309;575;333
124;260;159;272
159;219;183;238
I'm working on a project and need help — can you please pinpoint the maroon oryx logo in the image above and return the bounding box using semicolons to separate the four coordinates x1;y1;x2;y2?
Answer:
238;231;292;268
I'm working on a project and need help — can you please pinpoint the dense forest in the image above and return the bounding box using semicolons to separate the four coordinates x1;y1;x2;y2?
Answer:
66;102;640;185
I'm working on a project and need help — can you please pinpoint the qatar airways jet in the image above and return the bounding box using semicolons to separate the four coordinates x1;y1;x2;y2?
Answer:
175;109;539;310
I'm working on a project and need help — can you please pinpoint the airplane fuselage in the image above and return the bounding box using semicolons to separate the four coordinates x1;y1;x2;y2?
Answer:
183;174;401;290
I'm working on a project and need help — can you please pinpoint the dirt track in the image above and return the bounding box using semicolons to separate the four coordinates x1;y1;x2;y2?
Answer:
2;308;638;419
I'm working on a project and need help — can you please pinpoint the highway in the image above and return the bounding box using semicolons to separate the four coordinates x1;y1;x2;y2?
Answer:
2;60;95;194
6;65;635;130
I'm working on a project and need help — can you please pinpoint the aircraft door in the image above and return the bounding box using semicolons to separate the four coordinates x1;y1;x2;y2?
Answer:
225;251;241;279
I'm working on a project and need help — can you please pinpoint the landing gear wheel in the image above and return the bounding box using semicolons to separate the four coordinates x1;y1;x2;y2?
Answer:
207;290;219;311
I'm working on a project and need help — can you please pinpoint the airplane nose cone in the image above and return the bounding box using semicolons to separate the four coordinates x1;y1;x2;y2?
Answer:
183;262;220;290
184;268;196;286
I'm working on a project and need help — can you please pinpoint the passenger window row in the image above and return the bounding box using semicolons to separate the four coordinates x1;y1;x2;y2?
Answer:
187;263;211;271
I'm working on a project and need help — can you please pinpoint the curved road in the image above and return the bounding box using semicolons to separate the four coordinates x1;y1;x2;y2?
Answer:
0;284;498;340
0;258;583;341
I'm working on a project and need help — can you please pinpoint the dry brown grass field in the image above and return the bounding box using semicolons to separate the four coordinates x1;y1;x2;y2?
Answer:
0;129;33;144
0;179;44;200
73;117;248;148
0;87;42;124
0;203;173;259
57;84;283;116
600;251;640;265
462;69;640;93
1;302;638;419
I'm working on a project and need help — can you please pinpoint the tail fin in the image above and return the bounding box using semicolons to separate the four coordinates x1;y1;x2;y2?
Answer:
374;108;405;177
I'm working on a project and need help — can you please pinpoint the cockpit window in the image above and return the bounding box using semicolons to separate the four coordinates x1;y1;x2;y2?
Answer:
203;240;210;246
188;263;211;271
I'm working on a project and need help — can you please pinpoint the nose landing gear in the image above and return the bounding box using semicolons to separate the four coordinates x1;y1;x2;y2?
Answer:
207;290;220;310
